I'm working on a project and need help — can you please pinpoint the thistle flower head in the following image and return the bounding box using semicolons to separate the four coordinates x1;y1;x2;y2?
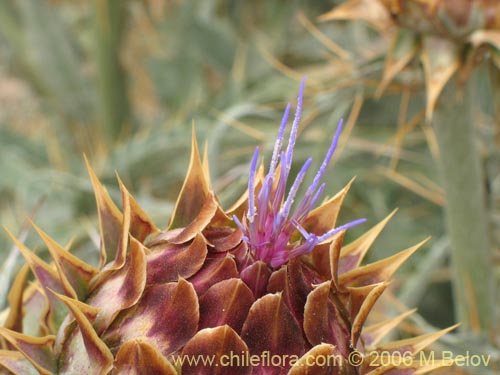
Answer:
0;79;455;375
234;78;366;268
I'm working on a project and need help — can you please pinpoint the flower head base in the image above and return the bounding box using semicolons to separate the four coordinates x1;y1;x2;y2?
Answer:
234;79;366;268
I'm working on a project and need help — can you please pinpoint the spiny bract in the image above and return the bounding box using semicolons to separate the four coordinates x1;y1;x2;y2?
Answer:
0;81;453;374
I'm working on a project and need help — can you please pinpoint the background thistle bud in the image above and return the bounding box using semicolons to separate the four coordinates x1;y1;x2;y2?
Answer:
380;0;500;37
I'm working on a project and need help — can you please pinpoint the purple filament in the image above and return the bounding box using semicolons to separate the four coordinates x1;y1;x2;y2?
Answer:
237;77;365;268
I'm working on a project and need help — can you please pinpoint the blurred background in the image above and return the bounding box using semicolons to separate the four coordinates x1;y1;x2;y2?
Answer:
0;0;498;373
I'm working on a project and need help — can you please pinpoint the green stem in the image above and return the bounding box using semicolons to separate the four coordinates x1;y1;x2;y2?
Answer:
432;77;497;337
94;0;130;144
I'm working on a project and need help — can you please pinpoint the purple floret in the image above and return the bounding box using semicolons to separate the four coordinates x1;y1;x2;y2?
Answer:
234;78;366;268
